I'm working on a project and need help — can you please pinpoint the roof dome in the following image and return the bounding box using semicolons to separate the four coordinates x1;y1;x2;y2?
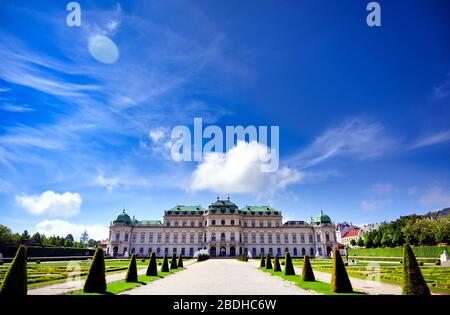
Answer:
114;209;131;224
315;210;332;224
131;215;139;225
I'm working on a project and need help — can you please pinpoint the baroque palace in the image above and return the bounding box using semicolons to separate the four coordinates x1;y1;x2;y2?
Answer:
107;198;337;258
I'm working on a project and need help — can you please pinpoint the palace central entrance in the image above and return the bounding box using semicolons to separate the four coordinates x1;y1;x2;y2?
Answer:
219;247;226;256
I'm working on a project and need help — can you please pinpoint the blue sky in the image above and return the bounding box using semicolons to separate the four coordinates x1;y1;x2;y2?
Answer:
0;0;449;240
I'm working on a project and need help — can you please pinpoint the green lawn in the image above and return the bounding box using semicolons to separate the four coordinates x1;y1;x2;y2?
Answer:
0;258;189;288
259;268;365;295
67;270;180;295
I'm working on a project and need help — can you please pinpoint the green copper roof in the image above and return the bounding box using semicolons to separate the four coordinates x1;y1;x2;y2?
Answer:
315;210;332;224
168;205;206;212
113;210;131;224
241;206;277;212
137;220;163;225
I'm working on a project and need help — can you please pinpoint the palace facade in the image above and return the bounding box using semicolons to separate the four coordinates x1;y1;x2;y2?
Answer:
107;198;338;258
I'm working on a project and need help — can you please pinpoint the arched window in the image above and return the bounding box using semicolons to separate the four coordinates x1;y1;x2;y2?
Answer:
318;247;322;256
211;232;216;241
230;232;235;242
221;232;226;241
302;248;306;256
310;248;314;256
293;248;298;256
131;247;135;254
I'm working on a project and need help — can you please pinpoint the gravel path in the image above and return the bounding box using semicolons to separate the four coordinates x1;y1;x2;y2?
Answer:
122;259;316;295
28;260;196;295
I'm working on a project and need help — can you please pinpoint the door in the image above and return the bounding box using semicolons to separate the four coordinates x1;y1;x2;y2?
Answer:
230;247;236;256
210;247;216;257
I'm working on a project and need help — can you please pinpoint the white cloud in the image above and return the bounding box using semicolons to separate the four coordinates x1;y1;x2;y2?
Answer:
149;128;167;143
360;198;391;211
409;130;450;149
420;184;450;206
35;220;108;241
1;104;34;113
16;191;81;217
190;141;302;194
370;183;396;195
94;173;151;191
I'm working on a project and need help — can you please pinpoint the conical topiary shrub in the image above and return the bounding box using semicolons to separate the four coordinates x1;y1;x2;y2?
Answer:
0;245;27;295
170;253;178;269
146;252;158;276
402;244;430;295
284;252;295;275
260;254;266;268
178;255;183;268
302;255;315;282
161;254;169;272
125;254;138;282
83;247;106;293
265;253;273;270
330;249;353;293
274;254;281;272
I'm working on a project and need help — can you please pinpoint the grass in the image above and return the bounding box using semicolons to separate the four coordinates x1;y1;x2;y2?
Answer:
66;269;182;295
259;268;365;295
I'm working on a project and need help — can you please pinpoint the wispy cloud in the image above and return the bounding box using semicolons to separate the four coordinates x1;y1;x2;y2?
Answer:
420;184;450;206
0;104;34;113
409;130;450;149
433;75;450;99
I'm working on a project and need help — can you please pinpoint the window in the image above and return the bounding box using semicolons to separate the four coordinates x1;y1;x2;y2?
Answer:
294;248;298;256
276;233;281;243
165;233;170;243
316;233;321;243
259;221;264;227
269;248;273;254
211;232;216;242
182;221;187;227
221;233;226;241
166;221;171;227
251;221;256;227
268;233;273;243
221;220;225;225
300;234;305;243
157;248;161;254
148;248;152;255
115;233;120;242
181;233;186;243
181;248;186;256
231;220;235;226
277;248;281;255
211;220;216;226
268;221;272;227
284;233;289;243
310;248;314;256
308;234;313;243
131;247;135;254
164;248;169;254
230;232;235;242
198;232;202;243
157;233;162;243
140;232;145;243
292;233;297;243
190;233;194;243
285;247;289;253
302;248;306;256
149;233;154;243
252;233;256;243
191;221;195;227
244;221;248;227
318;247;322;256
260;248;265;254
199;221;203;227
139;247;144;255
124;233;128;242
259;233;265;243
174;221;179;227
252;248;257;256
275;221;280;227
174;233;178;243
123;247;128;255
243;233;248;243
173;248;177;254
132;233;137;243
325;233;330;242
189;248;194;256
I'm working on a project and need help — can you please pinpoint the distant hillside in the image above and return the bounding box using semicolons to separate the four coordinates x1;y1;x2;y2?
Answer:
424;207;450;219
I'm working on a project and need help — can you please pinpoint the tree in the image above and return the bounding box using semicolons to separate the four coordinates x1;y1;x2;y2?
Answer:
0;245;27;295
364;233;374;248
350;239;356;247
265;253;273;270
83;248;106;293
21;230;30;243
87;239;100;248
146;252;158;276
125;254;138;282
161;254;169;272
356;238;364;247
401;244;430;295
330;249;353;293
284;252;295;276
170;253;178;269
31;232;42;244
178;255;184;268
260;254;265;268
301;255;315;282
273;255;281;272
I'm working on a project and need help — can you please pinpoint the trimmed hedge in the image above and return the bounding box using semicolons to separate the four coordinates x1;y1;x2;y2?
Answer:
146;252;158;276
274;255;282;272
0;245;27;295
170;253;178;269
260;254;266;268
265;253;273;270
0;244;94;258
284;252;295;275
125;254;138;282
302;255;315;282
348;246;450;258
178;255;183;268
161;254;170;272
402;244;430;295
330;249;353;293
83;248;106;293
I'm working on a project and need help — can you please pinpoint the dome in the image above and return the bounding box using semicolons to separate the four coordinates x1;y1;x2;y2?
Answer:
315;210;332;224
114;209;131;224
131;215;139;225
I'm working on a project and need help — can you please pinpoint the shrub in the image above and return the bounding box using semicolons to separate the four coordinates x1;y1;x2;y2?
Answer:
435;260;441;266
237;254;248;262
402;244;430;295
301;255;315;282
146;252;158;276
260;254;265;268
284;252;295;275
197;253;210;262
265;254;273;270
161;254;170;272
273;255;282;272
83;247;106;293
170;253;178;269
178;255;183;268
0;245;27;296
330;249;353;293
125;254;138;282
